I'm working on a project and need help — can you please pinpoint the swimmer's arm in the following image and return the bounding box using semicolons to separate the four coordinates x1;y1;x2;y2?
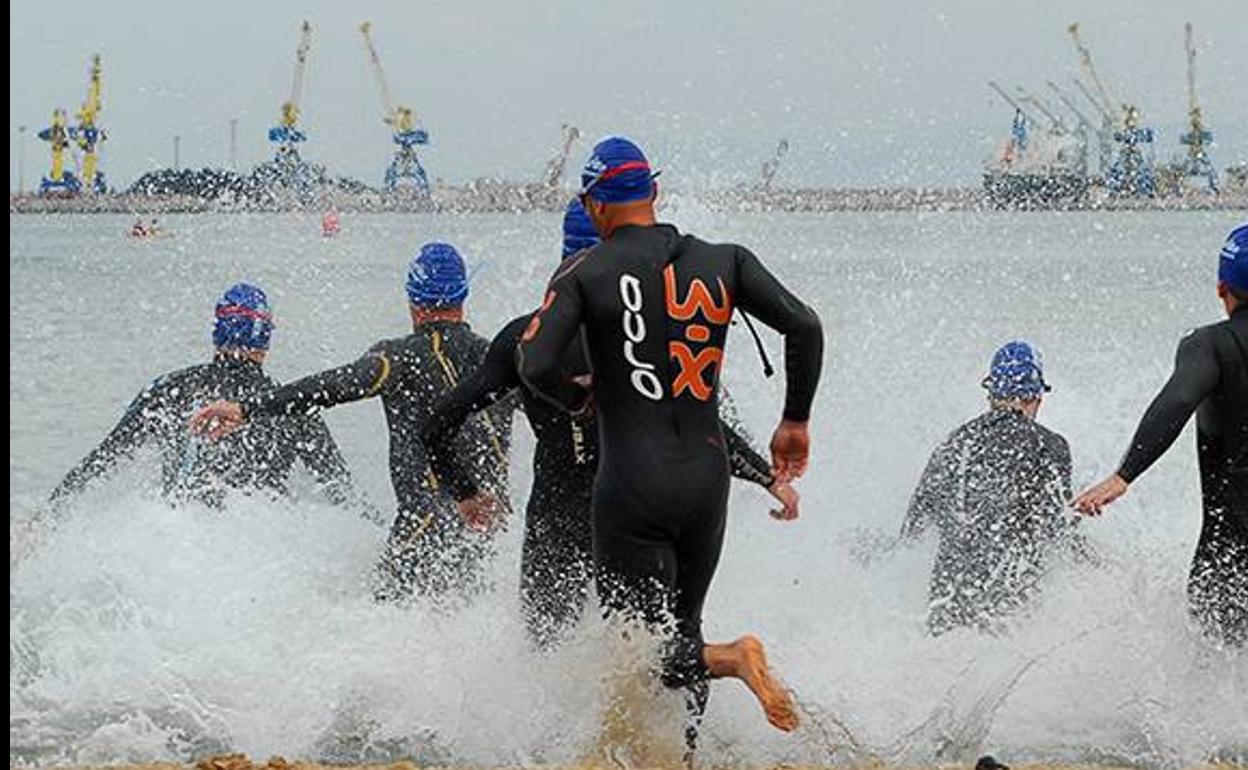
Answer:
423;319;525;500
1116;330;1220;483
901;441;955;539
517;279;590;413
733;247;824;422
50;381;164;504
243;349;390;421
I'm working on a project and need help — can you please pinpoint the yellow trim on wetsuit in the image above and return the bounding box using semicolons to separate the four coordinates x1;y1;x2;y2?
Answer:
430;329;507;465
364;351;392;398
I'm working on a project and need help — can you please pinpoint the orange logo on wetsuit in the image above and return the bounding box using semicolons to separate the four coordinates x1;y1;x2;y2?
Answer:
522;290;557;342
663;265;732;401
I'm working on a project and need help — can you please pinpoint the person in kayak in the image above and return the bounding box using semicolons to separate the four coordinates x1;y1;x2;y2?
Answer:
191;244;515;603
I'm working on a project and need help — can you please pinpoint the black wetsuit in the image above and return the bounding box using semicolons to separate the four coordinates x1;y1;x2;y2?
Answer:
902;408;1086;635
423;312;778;648
51;356;355;509
516;224;823;693
242;321;515;601
1116;305;1248;646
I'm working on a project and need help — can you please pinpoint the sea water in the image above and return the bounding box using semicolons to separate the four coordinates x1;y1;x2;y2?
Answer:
10;207;1247;767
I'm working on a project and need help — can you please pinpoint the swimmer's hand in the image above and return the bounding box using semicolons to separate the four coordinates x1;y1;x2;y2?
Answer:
769;419;810;482
190;400;246;440
457;492;506;533
1072;473;1129;516
766;479;799;521
569;373;594;418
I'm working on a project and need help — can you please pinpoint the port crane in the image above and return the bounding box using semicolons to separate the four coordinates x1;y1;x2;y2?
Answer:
988;81;1036;163
37;109;75;193
1178;22;1217;192
1048;79;1101;177
359;21;431;193
71;55;107;193
1067;22;1155;196
38;56;107;195
542;124;581;189
1016;86;1087;177
268;21;312;164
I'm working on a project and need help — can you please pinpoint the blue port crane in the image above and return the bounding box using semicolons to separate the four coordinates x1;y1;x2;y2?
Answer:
359;21;430;194
1067;22;1156;197
1178;22;1217;193
267;21;312;165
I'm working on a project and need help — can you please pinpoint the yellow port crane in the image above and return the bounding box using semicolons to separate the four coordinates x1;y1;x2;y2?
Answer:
268;21;313;156
38;109;73;192
359;21;430;192
74;54;106;193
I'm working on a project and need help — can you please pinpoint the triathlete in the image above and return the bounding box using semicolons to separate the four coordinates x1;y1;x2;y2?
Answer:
50;282;359;511
516;136;824;736
422;198;799;649
1075;224;1248;647
191;244;514;602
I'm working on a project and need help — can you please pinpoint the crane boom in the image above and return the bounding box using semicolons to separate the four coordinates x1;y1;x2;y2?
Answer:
78;55;102;126
1017;88;1067;132
1071;78;1113;123
1184;22;1199;116
988;81;1037;124
360;22;397;122
1047;80;1093;128
1067;23;1116;119
281;21;312;129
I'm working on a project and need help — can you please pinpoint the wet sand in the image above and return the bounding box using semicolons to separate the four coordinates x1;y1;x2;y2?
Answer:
23;753;1246;770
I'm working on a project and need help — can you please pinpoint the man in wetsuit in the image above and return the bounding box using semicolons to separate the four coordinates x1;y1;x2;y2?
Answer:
516;136;823;734
49;283;358;511
192;244;514;602
902;341;1085;635
1075;224;1248;646
422;198;799;649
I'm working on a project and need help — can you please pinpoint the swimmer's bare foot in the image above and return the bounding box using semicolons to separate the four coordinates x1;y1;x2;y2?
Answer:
703;635;799;732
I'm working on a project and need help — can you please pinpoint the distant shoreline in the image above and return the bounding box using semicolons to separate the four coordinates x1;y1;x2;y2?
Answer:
10;185;1248;215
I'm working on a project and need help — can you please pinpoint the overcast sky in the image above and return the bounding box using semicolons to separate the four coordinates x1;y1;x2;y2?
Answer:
9;0;1246;191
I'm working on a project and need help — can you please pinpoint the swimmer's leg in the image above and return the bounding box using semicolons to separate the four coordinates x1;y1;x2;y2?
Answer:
674;485;798;733
702;636;798;732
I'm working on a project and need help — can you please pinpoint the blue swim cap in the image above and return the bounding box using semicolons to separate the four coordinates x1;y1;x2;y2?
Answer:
213;282;273;351
982;340;1051;399
1218;224;1248;293
579;135;659;204
407;242;469;307
562;197;600;258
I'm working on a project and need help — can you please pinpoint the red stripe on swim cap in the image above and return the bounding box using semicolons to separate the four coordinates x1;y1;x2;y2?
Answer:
598;161;651;181
216;305;272;322
583;160;653;193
